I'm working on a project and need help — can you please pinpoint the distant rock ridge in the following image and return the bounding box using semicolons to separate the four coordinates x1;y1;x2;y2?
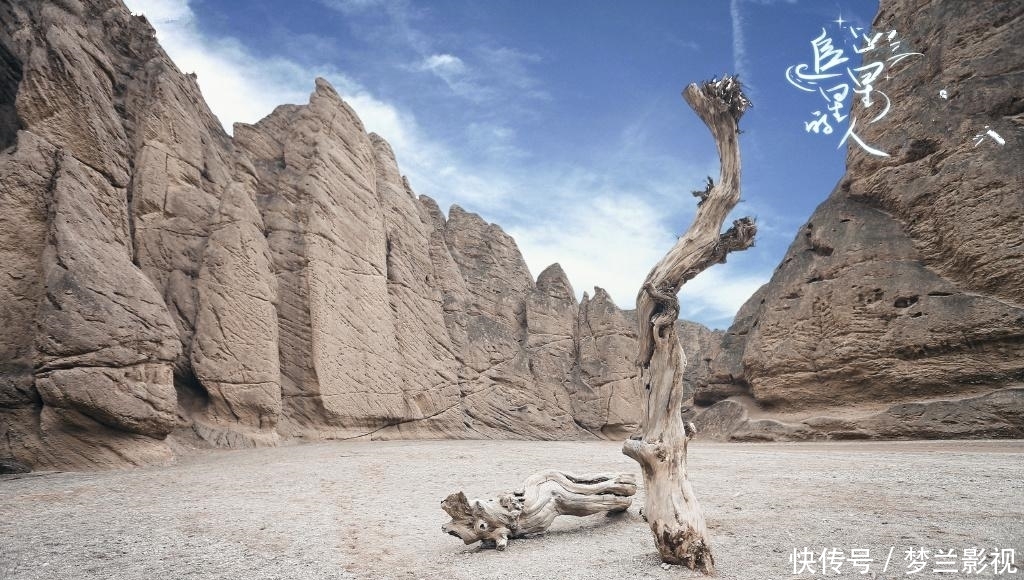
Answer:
0;0;675;470
689;0;1024;441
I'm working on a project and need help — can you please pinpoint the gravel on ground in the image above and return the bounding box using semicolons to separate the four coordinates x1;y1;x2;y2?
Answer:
2;439;1022;579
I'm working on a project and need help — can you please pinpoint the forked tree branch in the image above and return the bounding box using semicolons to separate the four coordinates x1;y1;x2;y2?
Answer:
637;77;754;370
624;75;755;574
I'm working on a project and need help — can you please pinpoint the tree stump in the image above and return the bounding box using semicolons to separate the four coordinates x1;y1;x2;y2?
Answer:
441;470;637;550
623;75;756;574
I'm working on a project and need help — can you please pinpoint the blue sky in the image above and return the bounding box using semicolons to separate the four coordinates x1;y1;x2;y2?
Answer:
123;0;880;329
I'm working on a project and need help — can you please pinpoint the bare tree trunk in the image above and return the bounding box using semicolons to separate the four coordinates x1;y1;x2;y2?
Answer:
623;76;755;574
441;470;637;550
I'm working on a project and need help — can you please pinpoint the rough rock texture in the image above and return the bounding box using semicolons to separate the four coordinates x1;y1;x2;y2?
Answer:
189;162;281;447
675;320;723;401
437;207;585;440
230;82;466;441
726;388;1024;442
0;0;655;470
576;289;641;439
4;0;1017;470
692;0;1024;440
522;265;591;438
0;0;208;468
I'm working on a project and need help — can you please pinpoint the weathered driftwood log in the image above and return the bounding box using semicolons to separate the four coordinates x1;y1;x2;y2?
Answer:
441;470;637;550
624;75;755;574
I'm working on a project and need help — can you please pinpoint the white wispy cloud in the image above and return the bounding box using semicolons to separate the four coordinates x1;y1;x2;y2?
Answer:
321;0;547;106
419;53;466;76
320;0;430;52
511;180;767;328
509;188;676;311
465;122;527;160
410;46;547;105
412;53;492;102
122;0;468;207
476;46;548;100
124;0;379;134
729;0;751;85
319;0;390;14
664;33;701;52
678;266;766;328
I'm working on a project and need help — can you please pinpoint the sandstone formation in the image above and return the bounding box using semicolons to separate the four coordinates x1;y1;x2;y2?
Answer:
2;0;1019;470
692;0;1024;440
0;0;649;470
676;320;722;401
574;289;641;439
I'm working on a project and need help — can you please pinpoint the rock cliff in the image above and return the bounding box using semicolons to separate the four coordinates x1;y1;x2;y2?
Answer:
0;0;650;470
693;0;1024;440
2;0;1019;470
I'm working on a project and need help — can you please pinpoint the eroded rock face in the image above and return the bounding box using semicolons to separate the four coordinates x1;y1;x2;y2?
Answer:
6;0;1014;469
190;162;281;447
693;0;1024;440
0;0;654;469
676;320;723;401
727;388;1024;442
369;135;464;440
436;210;587;440
232;81;464;440
576;289;641;439
1;0;194;468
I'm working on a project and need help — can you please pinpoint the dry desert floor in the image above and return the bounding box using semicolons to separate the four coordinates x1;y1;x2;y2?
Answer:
2;440;1022;579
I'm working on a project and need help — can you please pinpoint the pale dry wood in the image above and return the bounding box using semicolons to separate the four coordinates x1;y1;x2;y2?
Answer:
441;470;637;550
624;75;755;574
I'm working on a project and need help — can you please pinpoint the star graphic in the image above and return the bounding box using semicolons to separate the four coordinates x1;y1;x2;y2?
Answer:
834;13;846;27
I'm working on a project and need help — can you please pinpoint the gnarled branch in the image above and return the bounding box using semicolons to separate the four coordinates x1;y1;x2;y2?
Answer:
441;470;637;550
625;75;756;574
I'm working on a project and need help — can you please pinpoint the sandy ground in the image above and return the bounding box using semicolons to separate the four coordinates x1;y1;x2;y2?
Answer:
1;440;1022;580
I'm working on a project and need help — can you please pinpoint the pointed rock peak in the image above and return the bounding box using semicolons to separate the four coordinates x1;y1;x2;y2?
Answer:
447;204;487;228
417;195;449;232
369;132;403;188
445;205;526;258
448;204;499;230
592;286;616;305
131;12;157;35
536;263;575;302
308;77;365;134
369;132;393;154
676;318;714;334
418;195;444;220
314;76;340;98
581;291;591;304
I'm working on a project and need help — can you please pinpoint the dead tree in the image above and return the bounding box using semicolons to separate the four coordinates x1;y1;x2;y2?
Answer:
623;75;755;574
441;470;637;550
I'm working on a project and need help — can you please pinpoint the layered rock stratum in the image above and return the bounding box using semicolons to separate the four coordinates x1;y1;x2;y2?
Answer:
1;0;1021;471
691;0;1024;440
0;0;651;470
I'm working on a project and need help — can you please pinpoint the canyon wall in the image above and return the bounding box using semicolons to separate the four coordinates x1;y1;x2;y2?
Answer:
0;0;653;470
2;0;1020;470
692;0;1024;440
